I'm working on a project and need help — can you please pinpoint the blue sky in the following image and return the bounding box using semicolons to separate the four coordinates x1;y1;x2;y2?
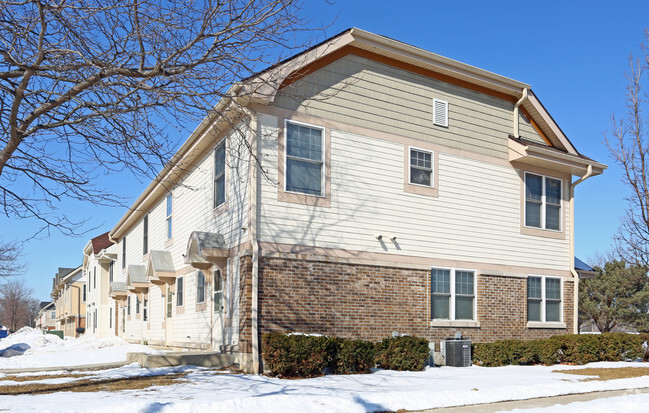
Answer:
2;0;647;301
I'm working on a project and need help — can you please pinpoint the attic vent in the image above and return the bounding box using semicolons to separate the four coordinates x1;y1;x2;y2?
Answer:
433;98;448;127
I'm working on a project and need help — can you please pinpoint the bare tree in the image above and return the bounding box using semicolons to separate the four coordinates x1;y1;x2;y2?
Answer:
606;29;649;265
0;239;23;278
0;0;318;235
0;278;35;330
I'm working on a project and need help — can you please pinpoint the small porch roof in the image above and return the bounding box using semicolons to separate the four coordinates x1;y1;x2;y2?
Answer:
185;231;228;265
109;281;127;299
127;265;149;292
575;257;597;279
146;250;177;283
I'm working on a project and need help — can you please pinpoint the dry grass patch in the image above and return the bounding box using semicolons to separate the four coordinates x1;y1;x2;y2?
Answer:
0;373;87;383
0;372;189;395
554;367;649;381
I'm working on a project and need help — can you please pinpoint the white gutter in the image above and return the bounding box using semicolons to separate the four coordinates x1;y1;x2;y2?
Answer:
569;164;593;334
244;108;260;374
513;88;528;138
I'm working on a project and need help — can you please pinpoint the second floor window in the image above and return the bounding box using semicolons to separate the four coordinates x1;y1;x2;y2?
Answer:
166;194;173;240
285;121;324;196
122;236;127;269
143;214;149;254
409;148;433;187
82;284;86;302
93;267;96;290
109;261;114;283
525;173;562;231
214;141;226;208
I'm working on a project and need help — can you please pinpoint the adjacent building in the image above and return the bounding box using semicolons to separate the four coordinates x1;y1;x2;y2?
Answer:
51;266;86;337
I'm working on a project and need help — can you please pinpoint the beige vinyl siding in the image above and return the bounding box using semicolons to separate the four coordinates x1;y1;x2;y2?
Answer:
258;117;570;271
274;54;546;160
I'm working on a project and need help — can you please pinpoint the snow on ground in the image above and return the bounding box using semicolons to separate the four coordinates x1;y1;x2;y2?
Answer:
2;330;649;412
0;327;162;369
1;362;649;412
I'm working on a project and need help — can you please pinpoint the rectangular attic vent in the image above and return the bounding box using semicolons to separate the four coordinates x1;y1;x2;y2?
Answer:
433;98;449;127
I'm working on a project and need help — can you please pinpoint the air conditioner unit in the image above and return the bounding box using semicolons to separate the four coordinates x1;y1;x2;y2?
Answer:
444;339;471;367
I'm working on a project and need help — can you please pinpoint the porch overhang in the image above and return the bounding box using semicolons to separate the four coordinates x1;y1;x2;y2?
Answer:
185;231;228;267
126;265;149;293
146;250;177;284
575;257;598;279
509;136;606;177
109;282;128;300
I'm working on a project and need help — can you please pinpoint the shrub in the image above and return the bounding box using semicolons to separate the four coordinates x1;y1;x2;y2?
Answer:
598;332;642;361
375;336;430;371
337;338;376;374
262;333;338;378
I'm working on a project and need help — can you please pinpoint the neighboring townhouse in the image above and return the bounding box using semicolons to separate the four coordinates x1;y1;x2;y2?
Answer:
34;301;56;331
103;28;605;373
83;232;117;337
51;266;86;337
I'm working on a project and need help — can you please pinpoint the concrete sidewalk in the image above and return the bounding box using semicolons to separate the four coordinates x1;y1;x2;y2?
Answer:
420;387;649;412
0;361;130;374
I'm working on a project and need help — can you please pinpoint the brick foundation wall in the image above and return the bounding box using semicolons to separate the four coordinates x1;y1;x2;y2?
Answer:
256;257;574;343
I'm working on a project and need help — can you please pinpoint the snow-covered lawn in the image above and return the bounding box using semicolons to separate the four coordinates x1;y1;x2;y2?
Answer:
2;328;649;412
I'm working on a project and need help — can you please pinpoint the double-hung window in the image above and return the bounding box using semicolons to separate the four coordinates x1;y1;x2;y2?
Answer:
527;276;562;323
525;173;562;231
214;141;226;208
166;194;173;239
409;148;433;187
196;271;205;304
431;268;475;321
122;236;127;269
285;121;324;196
109;261;114;283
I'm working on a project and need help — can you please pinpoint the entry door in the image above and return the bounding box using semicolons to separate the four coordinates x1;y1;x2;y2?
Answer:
211;268;225;351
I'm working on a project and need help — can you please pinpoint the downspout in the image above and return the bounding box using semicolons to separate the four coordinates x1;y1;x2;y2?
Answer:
569;164;593;334
513;88;529;138
244;107;260;374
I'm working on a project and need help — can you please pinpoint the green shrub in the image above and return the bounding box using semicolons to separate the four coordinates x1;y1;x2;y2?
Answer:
472;333;645;367
337;338;376;374
262;333;338;377
375;336;430;371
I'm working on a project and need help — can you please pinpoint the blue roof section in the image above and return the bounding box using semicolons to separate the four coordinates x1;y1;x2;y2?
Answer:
575;257;595;272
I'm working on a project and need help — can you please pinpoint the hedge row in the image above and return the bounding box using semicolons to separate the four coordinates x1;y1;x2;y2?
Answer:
472;332;649;367
262;333;430;377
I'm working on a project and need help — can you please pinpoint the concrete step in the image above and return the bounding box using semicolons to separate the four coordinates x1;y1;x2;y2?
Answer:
127;351;236;369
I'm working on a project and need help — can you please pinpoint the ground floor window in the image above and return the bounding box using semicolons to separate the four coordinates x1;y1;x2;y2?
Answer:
527;276;562;322
431;268;475;320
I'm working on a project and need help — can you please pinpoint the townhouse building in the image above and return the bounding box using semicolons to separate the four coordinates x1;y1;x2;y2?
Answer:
79;28;604;373
51;266;86;337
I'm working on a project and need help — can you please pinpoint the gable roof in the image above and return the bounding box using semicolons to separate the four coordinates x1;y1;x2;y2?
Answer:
91;232;113;254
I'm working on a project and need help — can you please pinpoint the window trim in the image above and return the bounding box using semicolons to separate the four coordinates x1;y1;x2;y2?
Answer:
430;267;479;327
277;118;331;207
523;171;563;232
283;119;326;197
527;275;565;328
404;144;439;197
213;139;227;210
176;276;184;307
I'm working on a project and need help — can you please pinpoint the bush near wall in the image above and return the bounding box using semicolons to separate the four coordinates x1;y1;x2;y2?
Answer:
472;333;648;367
262;333;429;377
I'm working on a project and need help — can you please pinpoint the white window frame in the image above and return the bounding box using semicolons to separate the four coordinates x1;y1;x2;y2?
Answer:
214;140;226;209
527;275;564;327
196;271;206;304
408;146;434;188
524;172;562;231
166;194;173;240
284;119;326;197
431;267;477;322
176;276;184;307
